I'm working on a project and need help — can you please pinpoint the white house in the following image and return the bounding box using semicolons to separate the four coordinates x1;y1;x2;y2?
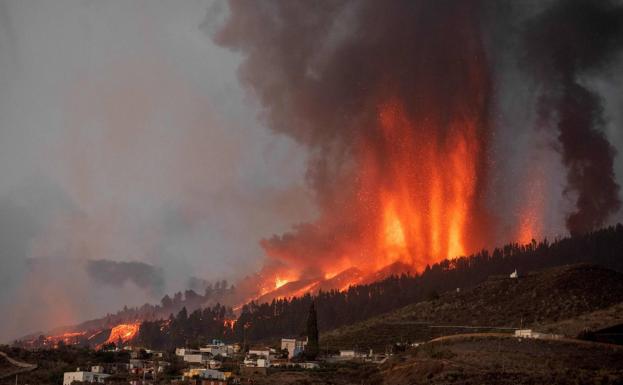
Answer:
200;343;229;357
510;269;518;278
183;368;227;380
183;353;206;364
249;347;271;358
514;329;563;340
339;350;356;357
281;338;307;359
63;370;110;385
175;347;201;357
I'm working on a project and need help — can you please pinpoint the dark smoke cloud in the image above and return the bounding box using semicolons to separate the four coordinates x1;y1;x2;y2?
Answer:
85;260;165;296
521;0;623;235
214;0;493;275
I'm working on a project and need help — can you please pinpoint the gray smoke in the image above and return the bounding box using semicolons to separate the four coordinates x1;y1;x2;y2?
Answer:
521;0;623;235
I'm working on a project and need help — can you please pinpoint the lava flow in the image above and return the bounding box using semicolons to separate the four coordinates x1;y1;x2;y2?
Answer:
105;322;140;345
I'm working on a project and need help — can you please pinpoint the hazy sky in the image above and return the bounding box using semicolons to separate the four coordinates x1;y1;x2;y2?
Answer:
0;0;315;341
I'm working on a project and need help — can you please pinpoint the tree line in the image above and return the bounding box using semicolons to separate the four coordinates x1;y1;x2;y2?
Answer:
136;225;623;349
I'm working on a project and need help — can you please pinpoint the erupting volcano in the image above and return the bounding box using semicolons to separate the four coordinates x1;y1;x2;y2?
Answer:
217;1;496;298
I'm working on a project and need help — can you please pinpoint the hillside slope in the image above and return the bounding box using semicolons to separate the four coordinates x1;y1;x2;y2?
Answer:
379;335;623;385
321;264;623;350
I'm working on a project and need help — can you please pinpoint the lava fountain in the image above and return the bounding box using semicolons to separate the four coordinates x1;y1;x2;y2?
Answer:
216;1;513;299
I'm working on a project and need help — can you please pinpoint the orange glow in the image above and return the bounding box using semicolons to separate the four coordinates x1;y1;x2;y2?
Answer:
275;277;289;289
369;100;479;269
223;318;237;329
105;322;140;345
516;165;545;244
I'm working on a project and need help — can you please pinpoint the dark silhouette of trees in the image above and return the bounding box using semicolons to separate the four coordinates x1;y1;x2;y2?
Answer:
305;302;319;360
133;224;623;349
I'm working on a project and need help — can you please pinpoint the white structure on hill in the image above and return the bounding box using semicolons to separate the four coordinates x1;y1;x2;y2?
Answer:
515;329;563;340
63;369;110;385
510;269;518;278
280;338;308;359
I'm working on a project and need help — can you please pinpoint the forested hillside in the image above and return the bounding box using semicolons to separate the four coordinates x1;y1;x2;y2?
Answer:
135;225;623;349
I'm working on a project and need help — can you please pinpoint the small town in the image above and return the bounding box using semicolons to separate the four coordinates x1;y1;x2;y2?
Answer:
52;302;395;385
59;337;386;385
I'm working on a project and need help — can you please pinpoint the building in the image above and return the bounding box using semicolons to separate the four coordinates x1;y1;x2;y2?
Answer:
183;353;207;364
63;370;110;385
176;347;201;356
243;356;270;368
206;359;222;369
514;329;563;340
339;350;356;357
510;269;518;278
128;359;170;374
199;339;234;357
280;337;307;359
182;368;228;381
248;347;271;358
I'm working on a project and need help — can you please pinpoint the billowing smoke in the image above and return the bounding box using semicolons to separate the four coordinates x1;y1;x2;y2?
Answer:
85;260;165;296
213;0;623;291
521;0;623;235
214;1;493;285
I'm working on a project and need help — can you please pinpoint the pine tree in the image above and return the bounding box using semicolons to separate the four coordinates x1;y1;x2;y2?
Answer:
305;301;319;360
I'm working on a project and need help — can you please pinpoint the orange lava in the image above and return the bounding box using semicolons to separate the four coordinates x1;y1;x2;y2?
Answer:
366;100;481;268
516;161;546;245
223;318;237;329
105;322;140;345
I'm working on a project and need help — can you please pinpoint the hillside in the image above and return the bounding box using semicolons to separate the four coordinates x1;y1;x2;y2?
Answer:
0;346;130;385
378;335;623;385
20;225;623;350
229;336;623;385
321;264;623;350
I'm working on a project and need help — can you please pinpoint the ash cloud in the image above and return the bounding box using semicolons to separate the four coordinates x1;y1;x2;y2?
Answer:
85;260;165;296
521;0;623;235
213;0;494;276
212;0;623;282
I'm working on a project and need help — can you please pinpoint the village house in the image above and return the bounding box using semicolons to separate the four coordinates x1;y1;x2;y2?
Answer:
514;329;563;340
128;359;170;375
63;368;110;385
199;339;235;357
248;346;272;358
280;337;307;359
182;367;230;381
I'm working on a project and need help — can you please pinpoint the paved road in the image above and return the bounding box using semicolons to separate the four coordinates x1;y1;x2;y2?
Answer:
427;332;623;349
0;351;37;380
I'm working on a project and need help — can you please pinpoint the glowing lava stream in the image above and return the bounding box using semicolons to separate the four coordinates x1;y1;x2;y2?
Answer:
105;322;140;345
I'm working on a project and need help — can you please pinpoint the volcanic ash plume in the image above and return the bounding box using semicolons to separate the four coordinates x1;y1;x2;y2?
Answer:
522;0;623;235
214;1;493;287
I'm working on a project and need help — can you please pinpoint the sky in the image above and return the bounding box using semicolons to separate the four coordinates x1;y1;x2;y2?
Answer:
0;0;315;342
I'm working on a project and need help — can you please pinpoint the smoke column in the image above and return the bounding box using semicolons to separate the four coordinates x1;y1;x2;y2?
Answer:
522;0;623;235
214;1;494;285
